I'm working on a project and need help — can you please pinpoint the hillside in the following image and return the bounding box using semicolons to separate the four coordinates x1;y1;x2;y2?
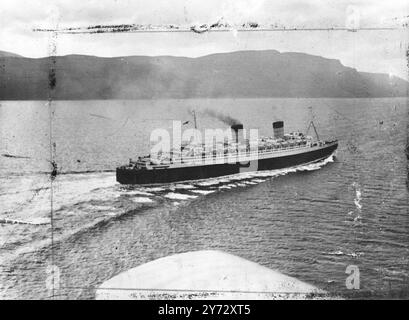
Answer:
0;50;407;99
0;50;23;58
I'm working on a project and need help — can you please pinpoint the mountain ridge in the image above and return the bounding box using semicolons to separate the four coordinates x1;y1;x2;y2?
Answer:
0;50;407;100
0;50;23;58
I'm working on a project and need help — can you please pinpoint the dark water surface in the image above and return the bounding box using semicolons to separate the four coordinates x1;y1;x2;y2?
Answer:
0;98;408;299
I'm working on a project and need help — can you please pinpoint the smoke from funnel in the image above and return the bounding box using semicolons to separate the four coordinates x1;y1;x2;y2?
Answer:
201;109;242;126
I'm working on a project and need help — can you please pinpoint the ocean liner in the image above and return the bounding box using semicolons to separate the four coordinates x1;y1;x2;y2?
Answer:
116;120;338;185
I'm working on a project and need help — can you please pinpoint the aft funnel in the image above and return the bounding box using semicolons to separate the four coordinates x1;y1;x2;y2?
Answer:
273;121;284;139
231;124;244;144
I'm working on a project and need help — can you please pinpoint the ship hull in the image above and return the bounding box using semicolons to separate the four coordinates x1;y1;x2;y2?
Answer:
116;142;338;185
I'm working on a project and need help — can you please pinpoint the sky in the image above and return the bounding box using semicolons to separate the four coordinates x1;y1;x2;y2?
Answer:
0;0;408;79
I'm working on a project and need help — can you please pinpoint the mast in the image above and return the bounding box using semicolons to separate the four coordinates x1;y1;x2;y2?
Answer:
309;120;320;141
306;107;320;140
192;110;197;129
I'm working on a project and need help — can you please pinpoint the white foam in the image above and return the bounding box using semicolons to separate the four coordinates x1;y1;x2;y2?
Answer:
327;250;344;256
327;250;362;258
0;217;50;225
251;179;266;183
164;193;198;200
346;252;363;258
126;190;154;196
142;187;165;192
28;217;52;224
353;183;362;211
1;172;118;220
353;215;362;222
174;184;196;190
226;184;237;188
196;180;221;186
190;190;215;195
132;197;154;203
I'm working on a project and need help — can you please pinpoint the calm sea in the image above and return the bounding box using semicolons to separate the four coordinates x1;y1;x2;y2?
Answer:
0;98;408;299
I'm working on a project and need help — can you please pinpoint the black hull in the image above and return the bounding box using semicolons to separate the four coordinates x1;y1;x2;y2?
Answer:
116;143;337;185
